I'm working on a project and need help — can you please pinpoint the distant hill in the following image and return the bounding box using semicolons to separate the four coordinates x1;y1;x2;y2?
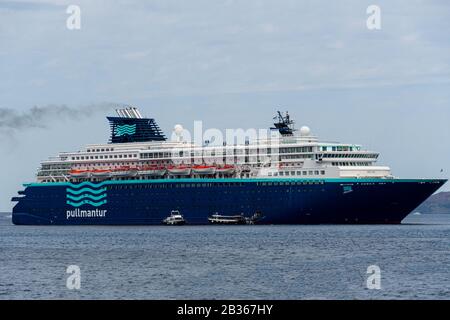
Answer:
415;192;450;214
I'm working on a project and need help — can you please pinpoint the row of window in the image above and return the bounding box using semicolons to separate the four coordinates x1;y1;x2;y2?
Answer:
269;170;326;177
331;162;370;166
141;152;172;159
87;148;114;152
71;154;137;161
321;146;361;152
107;181;323;190
279;147;313;153
280;154;313;160
321;153;377;159
41;164;71;170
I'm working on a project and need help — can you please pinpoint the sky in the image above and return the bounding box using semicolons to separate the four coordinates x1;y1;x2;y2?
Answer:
1;0;450;211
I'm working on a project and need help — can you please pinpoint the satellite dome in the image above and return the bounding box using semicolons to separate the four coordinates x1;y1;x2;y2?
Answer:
300;126;311;136
174;124;184;135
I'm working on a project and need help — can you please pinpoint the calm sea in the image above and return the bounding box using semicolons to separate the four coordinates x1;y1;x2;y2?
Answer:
0;213;449;300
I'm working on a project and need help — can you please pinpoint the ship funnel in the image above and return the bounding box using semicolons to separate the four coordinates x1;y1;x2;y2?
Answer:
115;107;145;119
108;107;166;143
134;108;143;119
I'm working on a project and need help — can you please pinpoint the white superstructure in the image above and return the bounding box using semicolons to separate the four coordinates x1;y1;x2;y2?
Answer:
36;109;392;183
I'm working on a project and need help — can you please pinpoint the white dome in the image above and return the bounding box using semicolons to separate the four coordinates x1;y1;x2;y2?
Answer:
174;124;184;135
300;126;311;136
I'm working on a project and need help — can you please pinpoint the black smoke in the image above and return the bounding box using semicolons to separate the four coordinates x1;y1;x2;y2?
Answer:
0;103;121;131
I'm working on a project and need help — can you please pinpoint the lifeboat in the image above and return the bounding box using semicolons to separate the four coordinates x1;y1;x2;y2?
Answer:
167;165;191;176
69;170;91;178
111;166;138;177
192;165;216;175
139;165;166;176
91;169;111;178
216;165;235;175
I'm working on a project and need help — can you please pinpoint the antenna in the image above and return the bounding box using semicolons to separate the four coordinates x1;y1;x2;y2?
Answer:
270;110;296;136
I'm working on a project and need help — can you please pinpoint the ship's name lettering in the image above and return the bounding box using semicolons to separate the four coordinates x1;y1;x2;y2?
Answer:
66;209;107;219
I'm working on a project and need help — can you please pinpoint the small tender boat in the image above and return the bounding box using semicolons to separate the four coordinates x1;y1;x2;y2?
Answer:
162;210;186;225
208;213;247;225
245;211;265;224
216;165;235;175
192;165;216;175
167;165;191;175
69;170;91;178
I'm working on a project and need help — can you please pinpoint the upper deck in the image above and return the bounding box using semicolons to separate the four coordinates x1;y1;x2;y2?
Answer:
36;109;389;182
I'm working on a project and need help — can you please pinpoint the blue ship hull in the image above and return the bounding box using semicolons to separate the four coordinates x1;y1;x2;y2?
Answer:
11;178;446;225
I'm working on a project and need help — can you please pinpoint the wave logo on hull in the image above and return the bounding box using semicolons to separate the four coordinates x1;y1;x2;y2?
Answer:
115;124;136;136
66;182;107;207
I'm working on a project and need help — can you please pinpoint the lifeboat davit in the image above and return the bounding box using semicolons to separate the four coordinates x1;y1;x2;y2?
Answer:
192;165;216;175
69;170;91;178
139;165;166;176
216;165;235;175
167;165;191;176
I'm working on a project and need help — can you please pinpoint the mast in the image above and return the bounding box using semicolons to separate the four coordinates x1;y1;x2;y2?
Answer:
271;110;296;136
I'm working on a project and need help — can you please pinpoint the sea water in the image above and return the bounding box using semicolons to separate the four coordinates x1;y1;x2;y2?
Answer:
0;213;449;299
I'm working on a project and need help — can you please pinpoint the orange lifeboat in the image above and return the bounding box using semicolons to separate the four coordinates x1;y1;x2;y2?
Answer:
216;165;235;175
139;165;166;176
111;166;138;177
192;165;216;175
69;169;91;178
167;165;191;176
91;169;112;178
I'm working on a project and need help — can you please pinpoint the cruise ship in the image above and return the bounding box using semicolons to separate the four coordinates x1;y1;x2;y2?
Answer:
11;107;446;225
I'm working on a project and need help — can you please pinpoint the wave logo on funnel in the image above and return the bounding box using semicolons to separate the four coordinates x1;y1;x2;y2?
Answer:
115;124;136;136
66;182;107;207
